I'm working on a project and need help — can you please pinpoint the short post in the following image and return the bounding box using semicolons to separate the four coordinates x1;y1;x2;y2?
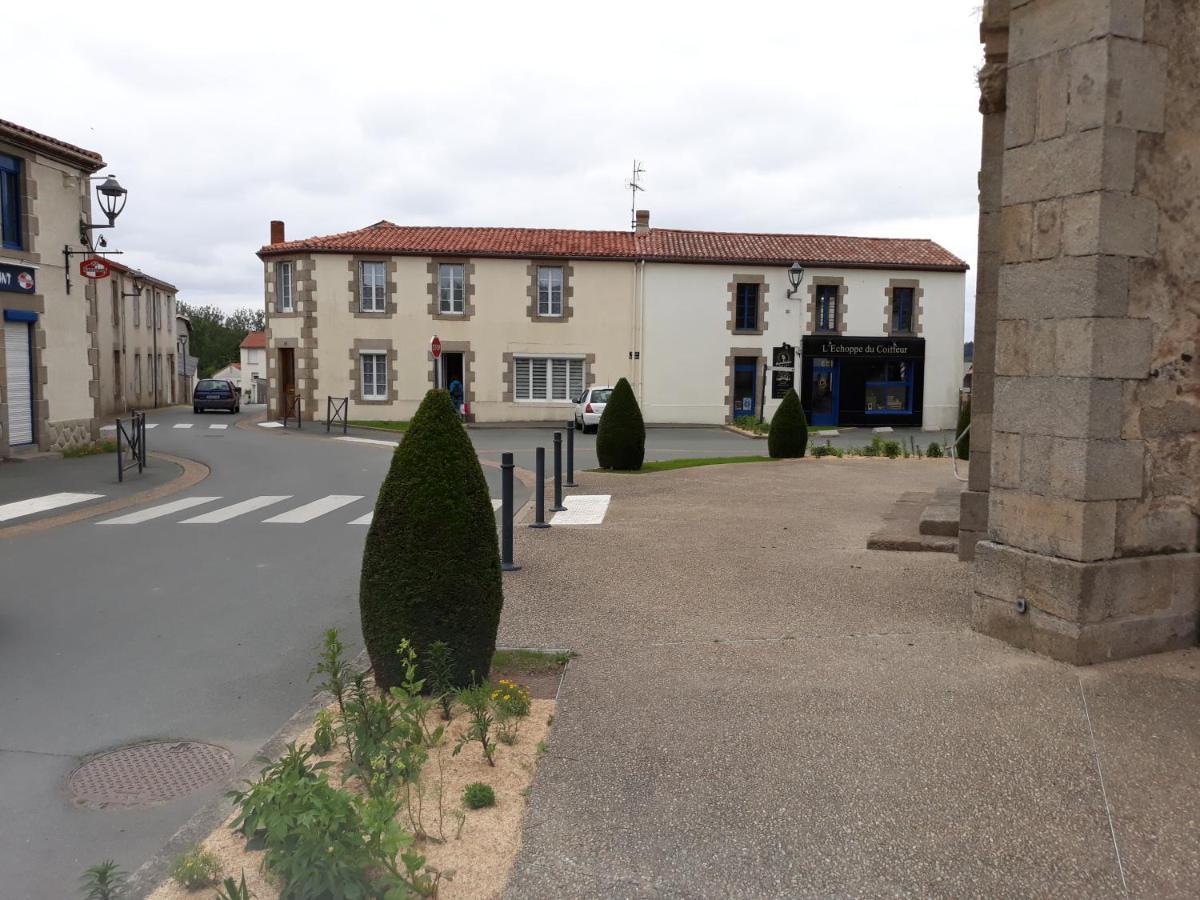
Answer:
296;397;302;430
565;421;577;487
501;452;520;571
551;432;566;512
116;419;124;483
530;446;550;529
138;412;146;471
326;396;331;433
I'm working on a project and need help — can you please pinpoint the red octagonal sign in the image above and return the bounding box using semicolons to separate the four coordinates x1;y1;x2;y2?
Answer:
80;257;111;280
430;335;441;359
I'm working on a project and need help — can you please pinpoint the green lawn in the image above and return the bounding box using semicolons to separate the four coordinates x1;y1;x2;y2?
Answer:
595;455;776;474
492;648;575;674
348;420;409;433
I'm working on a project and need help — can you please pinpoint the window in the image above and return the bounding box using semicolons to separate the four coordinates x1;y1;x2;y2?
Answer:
145;295;152;329
155;291;162;329
276;261;294;312
132;285;140;325
113;351;121;398
816;284;838;332
439;263;464;314
0;154;21;251
360;261;386;312
134;353;142;395
513;356;584;402
537;266;563;316
864;360;913;414
360;352;388;400
892;286;914;333
111;280;120;326
735;283;759;331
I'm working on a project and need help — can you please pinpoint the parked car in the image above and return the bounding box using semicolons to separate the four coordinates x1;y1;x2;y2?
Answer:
193;378;240;414
574;385;612;433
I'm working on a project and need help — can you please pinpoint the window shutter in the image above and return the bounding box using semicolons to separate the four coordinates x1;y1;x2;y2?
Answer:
532;358;548;399
551;358;568;399
568;359;584;398
515;358;531;400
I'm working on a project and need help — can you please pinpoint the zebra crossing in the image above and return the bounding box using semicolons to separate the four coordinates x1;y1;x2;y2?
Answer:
100;422;229;432
93;494;504;526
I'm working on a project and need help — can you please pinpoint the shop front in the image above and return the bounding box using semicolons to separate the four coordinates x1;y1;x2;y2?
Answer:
800;336;925;428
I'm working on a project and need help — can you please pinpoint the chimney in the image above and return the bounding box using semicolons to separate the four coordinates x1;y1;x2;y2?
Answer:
270;220;285;244
634;209;650;234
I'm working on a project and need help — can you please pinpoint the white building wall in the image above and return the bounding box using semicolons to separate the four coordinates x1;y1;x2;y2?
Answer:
239;346;265;398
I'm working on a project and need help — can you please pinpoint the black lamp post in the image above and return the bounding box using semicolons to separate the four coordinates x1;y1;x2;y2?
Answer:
786;261;805;298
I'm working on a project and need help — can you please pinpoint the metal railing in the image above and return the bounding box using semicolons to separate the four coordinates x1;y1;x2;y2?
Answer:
951;422;971;482
326;396;348;434
282;395;303;429
115;410;146;482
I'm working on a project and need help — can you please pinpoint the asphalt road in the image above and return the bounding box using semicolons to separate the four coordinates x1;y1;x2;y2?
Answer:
0;405;778;897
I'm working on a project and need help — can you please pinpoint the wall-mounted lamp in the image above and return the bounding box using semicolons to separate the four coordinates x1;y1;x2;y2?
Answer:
79;174;128;248
786;261;805;298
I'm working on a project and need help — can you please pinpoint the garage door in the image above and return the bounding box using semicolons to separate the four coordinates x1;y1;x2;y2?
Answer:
5;321;33;445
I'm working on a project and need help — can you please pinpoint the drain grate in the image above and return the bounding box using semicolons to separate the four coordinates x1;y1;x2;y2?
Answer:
69;740;235;808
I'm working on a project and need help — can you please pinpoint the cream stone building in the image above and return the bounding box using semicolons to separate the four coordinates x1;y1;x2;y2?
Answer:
257;216;966;427
96;261;180;417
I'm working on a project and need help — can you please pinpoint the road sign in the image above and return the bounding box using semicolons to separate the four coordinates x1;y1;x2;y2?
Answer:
80;258;111;280
431;335;441;359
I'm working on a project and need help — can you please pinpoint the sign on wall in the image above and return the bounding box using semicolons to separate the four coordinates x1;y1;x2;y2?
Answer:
801;335;925;359
80;258;112;280
771;343;795;399
0;261;36;294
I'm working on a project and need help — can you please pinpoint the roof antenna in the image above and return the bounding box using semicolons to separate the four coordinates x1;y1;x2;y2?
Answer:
625;159;646;231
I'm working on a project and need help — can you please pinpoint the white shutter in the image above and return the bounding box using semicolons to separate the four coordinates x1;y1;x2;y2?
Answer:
551;358;568;399
5;322;34;444
531;358;548;399
515;358;531;400
568;359;584;399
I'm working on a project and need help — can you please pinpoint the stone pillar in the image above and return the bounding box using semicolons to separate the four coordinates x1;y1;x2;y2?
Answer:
959;0;1010;560
972;0;1199;664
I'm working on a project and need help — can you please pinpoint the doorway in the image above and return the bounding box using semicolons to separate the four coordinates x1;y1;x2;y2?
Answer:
278;347;296;418
809;357;839;426
441;352;465;414
732;357;757;419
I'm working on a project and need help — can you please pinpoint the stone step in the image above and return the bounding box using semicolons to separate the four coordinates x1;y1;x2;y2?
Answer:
867;491;960;554
918;488;963;537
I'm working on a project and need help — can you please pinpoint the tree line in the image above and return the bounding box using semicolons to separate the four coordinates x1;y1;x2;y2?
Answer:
179;302;265;378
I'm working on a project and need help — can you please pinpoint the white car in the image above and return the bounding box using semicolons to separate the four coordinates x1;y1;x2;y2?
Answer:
573;386;613;433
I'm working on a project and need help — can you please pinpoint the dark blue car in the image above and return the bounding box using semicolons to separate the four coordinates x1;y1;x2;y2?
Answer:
193;378;240;414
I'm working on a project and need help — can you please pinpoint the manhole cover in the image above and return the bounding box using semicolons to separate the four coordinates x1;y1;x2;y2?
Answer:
69;741;235;808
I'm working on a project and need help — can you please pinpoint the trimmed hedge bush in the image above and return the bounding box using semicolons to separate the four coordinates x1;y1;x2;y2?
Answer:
955;399;971;461
767;389;808;458
359;389;502;690
596;377;645;471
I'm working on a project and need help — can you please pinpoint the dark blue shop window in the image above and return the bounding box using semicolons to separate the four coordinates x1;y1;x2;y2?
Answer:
815;284;838;332
892;287;914;333
0;154;21;251
865;360;913;414
735;283;758;331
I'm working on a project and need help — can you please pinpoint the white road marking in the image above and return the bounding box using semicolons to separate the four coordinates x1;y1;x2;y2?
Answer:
209;424;228;430
173;423;193;429
817;429;839;436
263;494;363;524
97;496;222;525
334;435;398;447
143;423;158;429
872;426;895;433
0;492;104;523
257;422;284;429
550;494;610;525
491;499;502;511
100;424;116;432
181;495;292;523
348;511;374;525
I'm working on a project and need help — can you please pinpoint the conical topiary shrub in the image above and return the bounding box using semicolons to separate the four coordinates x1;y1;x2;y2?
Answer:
955;398;971;461
596;377;645;471
359;389;502;690
767;388;808;458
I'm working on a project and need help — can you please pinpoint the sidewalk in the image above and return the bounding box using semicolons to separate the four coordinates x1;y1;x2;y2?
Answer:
499;459;1199;898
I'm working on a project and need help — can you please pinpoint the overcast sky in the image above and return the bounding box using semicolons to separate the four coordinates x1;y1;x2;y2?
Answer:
10;1;983;338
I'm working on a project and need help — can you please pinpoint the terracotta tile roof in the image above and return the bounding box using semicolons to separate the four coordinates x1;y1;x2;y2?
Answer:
0;118;105;171
258;221;967;271
106;259;178;293
240;330;267;349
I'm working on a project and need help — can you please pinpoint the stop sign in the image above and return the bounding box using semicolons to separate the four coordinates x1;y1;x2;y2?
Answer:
431;335;441;359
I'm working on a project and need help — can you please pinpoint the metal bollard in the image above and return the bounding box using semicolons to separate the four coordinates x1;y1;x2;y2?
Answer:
501;452;520;571
551;432;566;512
529;446;550;529
116;419;124;483
565;421;577;487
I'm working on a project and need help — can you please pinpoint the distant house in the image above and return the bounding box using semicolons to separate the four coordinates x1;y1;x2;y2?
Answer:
211;362;241;386
239;331;267;403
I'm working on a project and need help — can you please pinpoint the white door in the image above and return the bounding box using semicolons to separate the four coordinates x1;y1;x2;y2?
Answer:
5;322;34;445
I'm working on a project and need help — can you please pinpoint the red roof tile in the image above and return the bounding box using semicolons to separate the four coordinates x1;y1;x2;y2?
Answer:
258;221;967;271
0;118;105;171
240;331;267;349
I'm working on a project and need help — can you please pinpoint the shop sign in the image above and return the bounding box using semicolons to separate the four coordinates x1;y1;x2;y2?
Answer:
771;344;795;399
0;261;36;294
802;335;924;358
80;257;112;279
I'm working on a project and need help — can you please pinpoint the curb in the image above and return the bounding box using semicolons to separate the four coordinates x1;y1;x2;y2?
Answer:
0;451;210;540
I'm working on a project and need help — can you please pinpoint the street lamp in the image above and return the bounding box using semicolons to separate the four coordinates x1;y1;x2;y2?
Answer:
786;261;805;298
79;174;128;247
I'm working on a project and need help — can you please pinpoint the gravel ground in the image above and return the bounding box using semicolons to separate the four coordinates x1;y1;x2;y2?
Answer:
496;458;1200;899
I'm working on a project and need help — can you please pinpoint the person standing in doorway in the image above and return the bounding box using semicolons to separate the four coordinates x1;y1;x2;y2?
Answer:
449;377;464;420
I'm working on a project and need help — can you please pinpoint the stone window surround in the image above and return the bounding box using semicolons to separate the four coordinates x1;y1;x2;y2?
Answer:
264;255;317;419
723;346;763;425
347;256;398;317
884;278;924;336
0;138;40;263
525;261;575;322
806;276;849;335
726;275;769;336
502;351;596;403
426;258;477;321
425;339;477;422
270;259;299;316
348;338;398;405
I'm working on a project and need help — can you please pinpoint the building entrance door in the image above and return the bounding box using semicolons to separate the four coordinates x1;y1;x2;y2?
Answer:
4;320;34;445
732;357;757;419
441;352;465;416
278;347;296;418
809;357;838;426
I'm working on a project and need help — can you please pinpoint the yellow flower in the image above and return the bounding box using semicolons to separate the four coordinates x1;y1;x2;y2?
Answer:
503;694;511;701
